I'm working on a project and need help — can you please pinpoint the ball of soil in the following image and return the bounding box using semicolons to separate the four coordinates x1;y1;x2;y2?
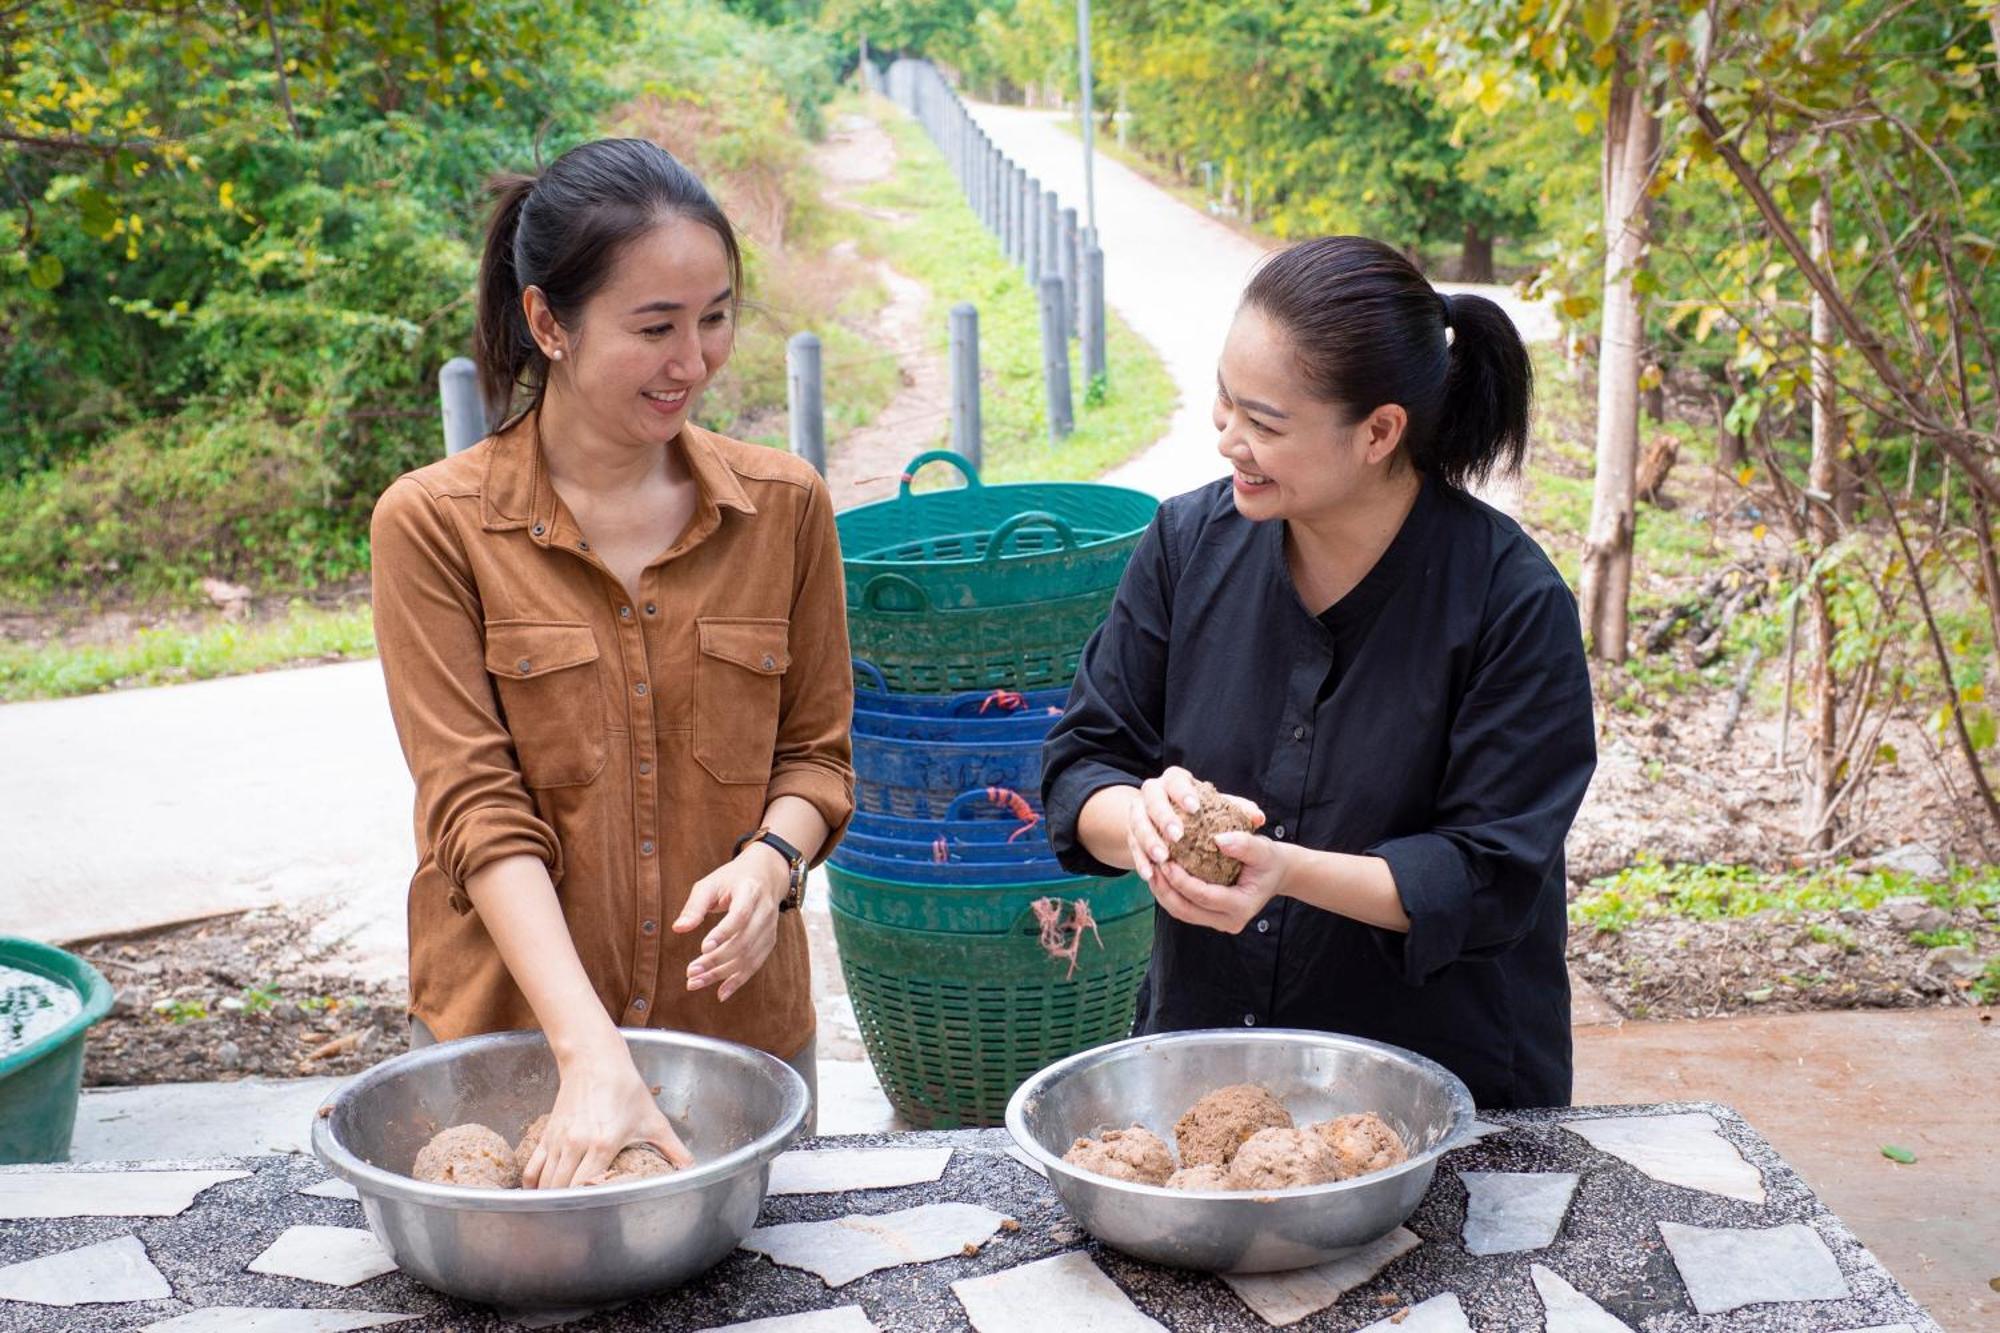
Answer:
1168;780;1257;886
598;1144;677;1183
513;1113;550;1174
1225;1126;1342;1191
1173;1082;1293;1168
411;1123;520;1189
1061;1125;1176;1186
1164;1163;1232;1191
1310;1113;1409;1179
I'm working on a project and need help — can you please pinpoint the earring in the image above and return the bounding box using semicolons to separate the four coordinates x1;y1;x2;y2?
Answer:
549;348;564;361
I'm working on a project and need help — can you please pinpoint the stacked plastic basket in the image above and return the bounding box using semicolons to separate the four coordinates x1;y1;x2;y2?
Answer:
831;451;1159;1127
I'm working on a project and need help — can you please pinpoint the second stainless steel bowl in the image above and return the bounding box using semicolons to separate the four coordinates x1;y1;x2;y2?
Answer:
1006;1028;1476;1273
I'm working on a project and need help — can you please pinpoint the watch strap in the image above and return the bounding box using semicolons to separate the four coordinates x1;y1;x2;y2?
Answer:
735;827;806;911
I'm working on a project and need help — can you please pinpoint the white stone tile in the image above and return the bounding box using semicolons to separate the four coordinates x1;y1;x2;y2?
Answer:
299;1178;361;1202
952;1251;1165;1332
1356;1292;1471;1332
1530;1264;1634;1332
741;1202;1010;1287
0;1234;171;1306
0;1168;249;1219
1221;1227;1420;1326
1003;1145;1047;1179
1467;1120;1507;1140
767;1147;952;1195
245;1225;399;1288
142;1311;414;1332
1658;1221;1851;1315
698;1307;880;1332
1563;1112;1765;1203
1460;1171;1578;1255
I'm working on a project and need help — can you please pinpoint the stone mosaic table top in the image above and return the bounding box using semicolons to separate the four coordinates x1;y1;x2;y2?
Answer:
0;1101;1940;1332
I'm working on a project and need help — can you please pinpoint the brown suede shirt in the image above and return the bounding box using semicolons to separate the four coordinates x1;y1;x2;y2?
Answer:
370;416;854;1057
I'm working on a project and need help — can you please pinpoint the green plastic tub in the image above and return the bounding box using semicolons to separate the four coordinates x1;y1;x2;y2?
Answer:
829;884;1153;1128
826;863;1150;932
837;451;1157;611
0;937;115;1164
846;579;1115;695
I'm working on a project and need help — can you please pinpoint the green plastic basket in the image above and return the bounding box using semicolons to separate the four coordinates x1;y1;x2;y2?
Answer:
827;864;1150;932
831;896;1153;1128
0;937;115;1164
838;451;1157;611
846;580;1115;694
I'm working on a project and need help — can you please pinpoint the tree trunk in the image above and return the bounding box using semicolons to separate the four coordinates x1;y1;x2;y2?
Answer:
1805;186;1841;849
1578;49;1656;663
1459;224;1495;283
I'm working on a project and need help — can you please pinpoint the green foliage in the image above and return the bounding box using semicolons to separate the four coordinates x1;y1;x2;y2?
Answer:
0;603;377;702
1569;855;2000;935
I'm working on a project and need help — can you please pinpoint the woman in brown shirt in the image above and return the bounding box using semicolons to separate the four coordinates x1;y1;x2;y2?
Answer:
370;138;854;1188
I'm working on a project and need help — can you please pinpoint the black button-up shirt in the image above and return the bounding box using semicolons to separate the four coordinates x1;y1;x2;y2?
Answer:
1042;476;1596;1108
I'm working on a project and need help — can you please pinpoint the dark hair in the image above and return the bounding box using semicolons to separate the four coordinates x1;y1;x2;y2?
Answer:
475;138;744;428
1241;236;1531;491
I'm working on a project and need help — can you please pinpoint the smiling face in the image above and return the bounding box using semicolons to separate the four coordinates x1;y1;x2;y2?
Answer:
1214;304;1408;523
525;212;736;449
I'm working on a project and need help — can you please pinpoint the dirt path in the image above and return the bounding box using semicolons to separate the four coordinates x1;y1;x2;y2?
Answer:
811;106;954;511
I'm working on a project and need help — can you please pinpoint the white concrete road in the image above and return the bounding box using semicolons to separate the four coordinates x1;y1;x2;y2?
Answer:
961;102;1559;502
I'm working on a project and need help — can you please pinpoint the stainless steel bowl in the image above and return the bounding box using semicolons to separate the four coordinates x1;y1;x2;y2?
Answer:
311;1029;809;1308
1006;1028;1475;1273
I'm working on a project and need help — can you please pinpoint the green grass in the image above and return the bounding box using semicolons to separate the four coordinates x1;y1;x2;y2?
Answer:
0;603;376;702
1569;855;2000;936
842;100;1176;484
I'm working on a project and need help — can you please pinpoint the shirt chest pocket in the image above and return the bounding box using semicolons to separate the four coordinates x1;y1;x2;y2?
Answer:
484;620;608;789
693;617;790;785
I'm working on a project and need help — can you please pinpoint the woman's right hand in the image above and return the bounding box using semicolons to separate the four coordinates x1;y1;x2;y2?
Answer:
1125;766;1266;881
521;1032;693;1188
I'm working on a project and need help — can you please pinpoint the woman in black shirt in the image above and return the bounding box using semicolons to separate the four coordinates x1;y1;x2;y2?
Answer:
1042;237;1596;1109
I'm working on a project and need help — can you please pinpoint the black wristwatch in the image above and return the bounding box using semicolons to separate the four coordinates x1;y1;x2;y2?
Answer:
734;827;807;912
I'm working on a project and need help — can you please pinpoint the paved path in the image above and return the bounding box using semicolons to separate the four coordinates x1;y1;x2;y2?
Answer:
961;102;1559;501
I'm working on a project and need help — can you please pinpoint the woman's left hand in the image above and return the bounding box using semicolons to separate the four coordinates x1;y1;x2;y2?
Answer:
1148;829;1301;935
675;845;788;1001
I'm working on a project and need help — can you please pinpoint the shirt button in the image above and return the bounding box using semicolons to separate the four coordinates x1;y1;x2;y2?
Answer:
1256;919;1270;934
619;606;632;619
642;919;657;935
516;658;532;674
1292;724;1306;741
639;761;653;776
634;682;648;697
1273;824;1286;840
532;523;545;536
577;539;589;551
762;654;777;670
644;603;657;616
631;997;648;1014
640;840;654;856
1243;1013;1257;1027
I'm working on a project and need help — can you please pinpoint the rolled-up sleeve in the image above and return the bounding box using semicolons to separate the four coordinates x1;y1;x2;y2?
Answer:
769;474;856;860
1042;510;1176;878
370;477;561;912
1368;574;1596;984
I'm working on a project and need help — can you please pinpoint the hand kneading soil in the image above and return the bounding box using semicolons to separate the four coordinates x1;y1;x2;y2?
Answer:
413;1113;683;1189
1168;780;1258;885
1226;1127;1342;1190
1311;1112;1410;1178
1061;1125;1176;1185
1173;1083;1293;1167
411;1123;521;1189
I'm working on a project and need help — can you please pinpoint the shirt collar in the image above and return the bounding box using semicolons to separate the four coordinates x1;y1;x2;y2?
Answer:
481;413;758;544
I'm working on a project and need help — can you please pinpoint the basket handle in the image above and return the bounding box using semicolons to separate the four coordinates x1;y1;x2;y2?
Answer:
898;450;982;499
983;511;1080;565
851;658;889;692
859;573;933;613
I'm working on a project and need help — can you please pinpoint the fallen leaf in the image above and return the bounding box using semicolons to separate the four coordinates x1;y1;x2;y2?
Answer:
1881;1144;1917;1164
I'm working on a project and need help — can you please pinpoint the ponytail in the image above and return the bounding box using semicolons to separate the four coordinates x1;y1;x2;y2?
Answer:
474;172;539;429
1427;291;1532;490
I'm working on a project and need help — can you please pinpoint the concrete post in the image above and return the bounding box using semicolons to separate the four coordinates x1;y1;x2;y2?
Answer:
1082;244;1107;386
1041;191;1061;304
439;356;487;457
1059;206;1079;341
1024;177;1042;280
949;303;982;469
1039;275;1074;442
786;332;825;476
